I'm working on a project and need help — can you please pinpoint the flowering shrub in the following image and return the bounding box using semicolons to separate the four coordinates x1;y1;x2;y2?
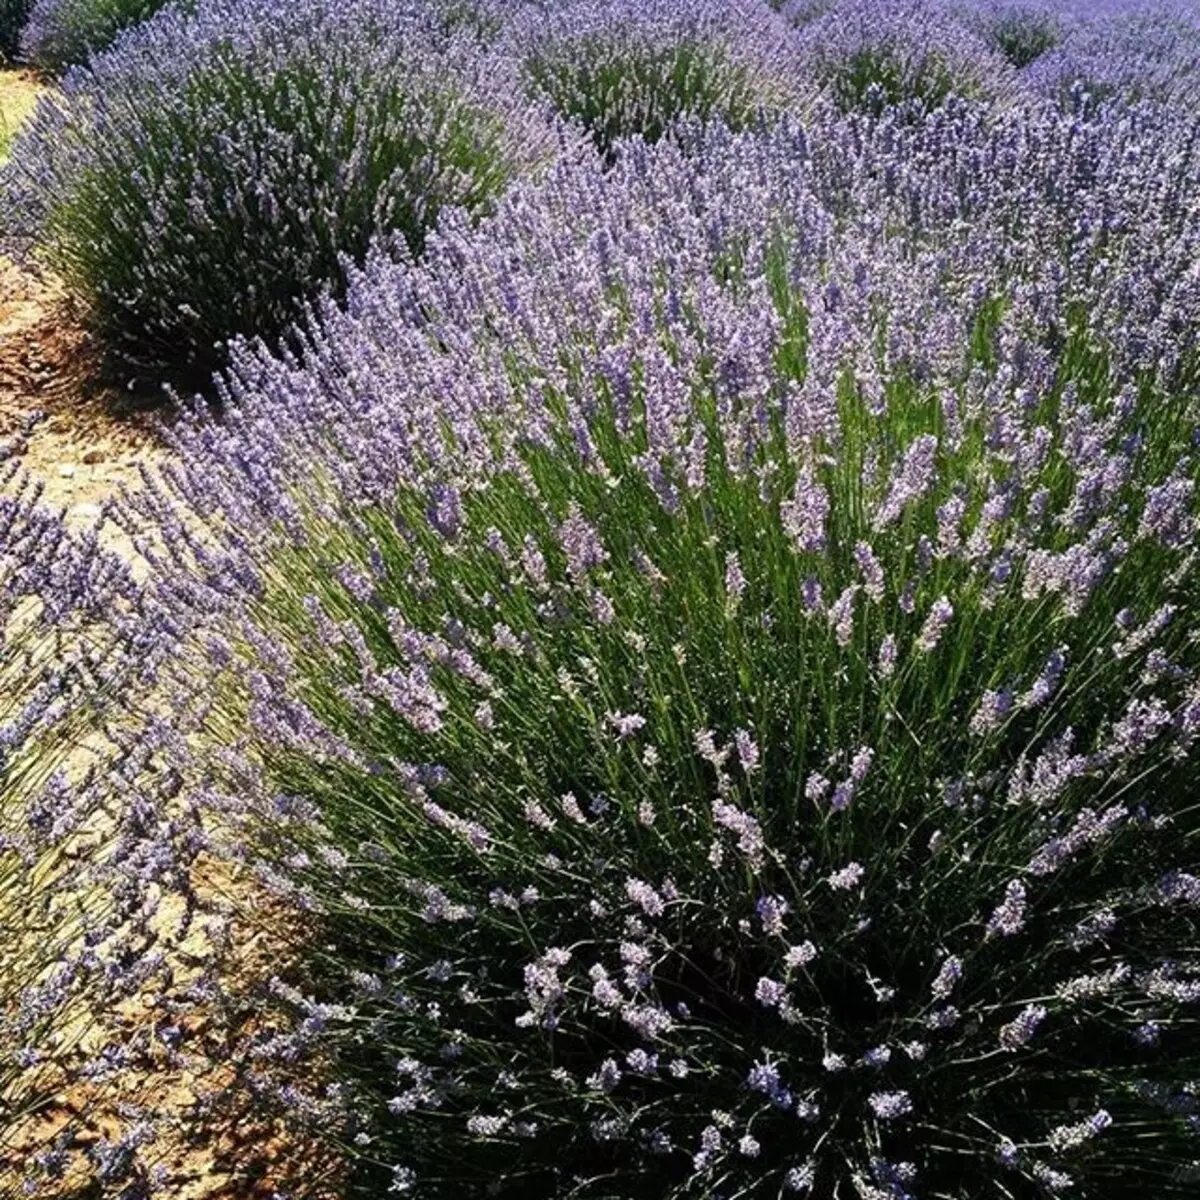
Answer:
134;90;1200;1197
965;2;1061;68
1022;2;1200;110
787;0;1022;114
512;0;805;158
19;0;170;73
0;0;559;388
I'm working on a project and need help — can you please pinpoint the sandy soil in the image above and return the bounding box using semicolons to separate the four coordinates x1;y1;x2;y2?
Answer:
0;259;163;523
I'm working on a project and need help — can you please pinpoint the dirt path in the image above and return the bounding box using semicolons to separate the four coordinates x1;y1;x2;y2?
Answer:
0;258;162;522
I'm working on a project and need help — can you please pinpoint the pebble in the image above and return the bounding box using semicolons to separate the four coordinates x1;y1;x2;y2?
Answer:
58;464;75;478
82;449;104;464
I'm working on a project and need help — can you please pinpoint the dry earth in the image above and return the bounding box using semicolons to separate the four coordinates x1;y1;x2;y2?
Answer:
0;259;163;524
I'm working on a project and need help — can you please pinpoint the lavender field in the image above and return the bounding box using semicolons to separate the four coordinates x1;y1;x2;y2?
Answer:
1;1;1199;1197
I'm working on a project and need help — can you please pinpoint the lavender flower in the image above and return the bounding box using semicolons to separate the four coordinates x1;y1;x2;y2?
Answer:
782;472;831;553
916;595;954;652
986;880;1027;938
998;1003;1047;1052
868;1090;913;1121
828;862;865;891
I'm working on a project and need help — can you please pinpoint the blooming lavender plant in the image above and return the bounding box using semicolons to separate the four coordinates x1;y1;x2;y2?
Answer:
116;81;1200;1197
511;0;807;158
961;0;1062;68
19;0;170;72
786;0;1024;115
0;0;561;389
1021;0;1200;110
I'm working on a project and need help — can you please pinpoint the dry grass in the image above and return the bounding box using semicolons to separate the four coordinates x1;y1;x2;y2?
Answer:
0;67;43;163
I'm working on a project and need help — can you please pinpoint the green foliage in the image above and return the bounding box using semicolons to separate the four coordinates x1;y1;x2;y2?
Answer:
524;38;759;159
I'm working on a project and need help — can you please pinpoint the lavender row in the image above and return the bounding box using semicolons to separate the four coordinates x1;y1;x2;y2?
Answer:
106;103;1200;1197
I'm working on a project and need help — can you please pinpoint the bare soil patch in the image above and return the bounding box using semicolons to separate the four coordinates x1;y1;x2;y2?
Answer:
0;259;163;522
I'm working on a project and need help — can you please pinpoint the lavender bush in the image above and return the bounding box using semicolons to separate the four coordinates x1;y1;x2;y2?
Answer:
511;0;806;159
0;0;560;390
126;88;1200;1197
785;0;1023;116
1022;2;1200;110
965;2;1061;68
19;0;171;73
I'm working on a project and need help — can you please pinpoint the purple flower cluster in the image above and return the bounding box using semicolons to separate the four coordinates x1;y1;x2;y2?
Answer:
0;0;562;386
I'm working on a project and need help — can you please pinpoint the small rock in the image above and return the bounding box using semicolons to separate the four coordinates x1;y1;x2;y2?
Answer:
70;503;102;522
58;465;75;478
82;449;104;464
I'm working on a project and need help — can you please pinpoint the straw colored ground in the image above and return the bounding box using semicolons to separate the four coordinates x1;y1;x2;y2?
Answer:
0;69;41;163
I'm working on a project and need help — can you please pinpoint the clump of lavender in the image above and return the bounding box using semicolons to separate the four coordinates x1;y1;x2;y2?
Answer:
19;0;169;72
788;0;1023;115
963;0;1062;68
1022;1;1200;111
512;0;806;158
137;99;1200;1197
0;0;560;389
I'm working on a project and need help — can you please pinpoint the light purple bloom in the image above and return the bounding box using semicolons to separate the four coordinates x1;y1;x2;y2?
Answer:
998;1003;1047;1052
781;472;830;553
916;596;954;653
828;862;865;891
868;1090;913;1121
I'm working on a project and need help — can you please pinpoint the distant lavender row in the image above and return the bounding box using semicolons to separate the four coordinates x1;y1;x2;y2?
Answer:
0;0;563;388
18;0;169;72
781;0;1200;110
5;0;1200;393
116;97;1200;1197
